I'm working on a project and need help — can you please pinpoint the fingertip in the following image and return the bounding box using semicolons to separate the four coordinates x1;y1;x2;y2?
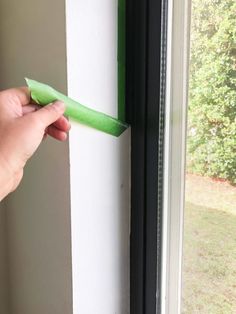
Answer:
46;125;68;141
51;101;66;113
60;132;68;141
53;115;71;132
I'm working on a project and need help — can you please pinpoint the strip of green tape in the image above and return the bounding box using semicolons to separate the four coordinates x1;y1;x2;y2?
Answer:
25;78;128;137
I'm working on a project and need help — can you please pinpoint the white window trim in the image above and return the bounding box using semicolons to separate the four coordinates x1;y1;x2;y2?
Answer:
65;1;130;313
161;0;191;313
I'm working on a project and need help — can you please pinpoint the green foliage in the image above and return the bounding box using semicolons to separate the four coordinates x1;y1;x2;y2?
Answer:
187;0;236;183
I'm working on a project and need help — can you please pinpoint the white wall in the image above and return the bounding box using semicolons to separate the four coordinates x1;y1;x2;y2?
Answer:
0;1;73;313
66;0;130;313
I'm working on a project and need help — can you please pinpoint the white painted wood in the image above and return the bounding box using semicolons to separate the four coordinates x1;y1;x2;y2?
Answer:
161;0;191;313
66;1;130;313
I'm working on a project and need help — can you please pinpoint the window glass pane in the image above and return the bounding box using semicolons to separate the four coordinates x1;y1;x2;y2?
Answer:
182;0;236;313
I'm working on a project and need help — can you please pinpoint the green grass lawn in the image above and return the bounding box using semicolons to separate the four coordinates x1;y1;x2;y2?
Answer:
182;175;236;314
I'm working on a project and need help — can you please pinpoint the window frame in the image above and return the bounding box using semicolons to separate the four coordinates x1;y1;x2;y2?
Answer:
127;0;191;312
161;0;191;313
126;0;168;312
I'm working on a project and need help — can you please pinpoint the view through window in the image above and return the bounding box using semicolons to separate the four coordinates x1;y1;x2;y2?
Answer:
182;0;236;313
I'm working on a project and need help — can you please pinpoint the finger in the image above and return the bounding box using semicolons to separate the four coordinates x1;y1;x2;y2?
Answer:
29;101;65;128
22;104;40;115
46;125;68;141
52;116;71;132
23;106;70;130
5;87;31;106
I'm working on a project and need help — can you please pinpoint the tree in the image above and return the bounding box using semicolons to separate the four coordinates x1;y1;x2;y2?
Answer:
187;0;236;183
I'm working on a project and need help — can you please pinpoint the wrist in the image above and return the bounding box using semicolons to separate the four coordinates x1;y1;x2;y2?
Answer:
0;154;16;201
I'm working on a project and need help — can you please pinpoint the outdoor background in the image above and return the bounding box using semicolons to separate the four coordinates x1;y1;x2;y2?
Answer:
181;0;236;313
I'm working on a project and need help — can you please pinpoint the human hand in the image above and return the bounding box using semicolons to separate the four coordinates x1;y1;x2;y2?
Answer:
0;87;70;200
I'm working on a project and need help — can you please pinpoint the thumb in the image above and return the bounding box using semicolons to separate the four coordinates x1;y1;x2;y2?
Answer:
30;101;66;128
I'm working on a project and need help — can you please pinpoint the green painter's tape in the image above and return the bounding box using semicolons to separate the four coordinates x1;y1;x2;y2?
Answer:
26;78;128;137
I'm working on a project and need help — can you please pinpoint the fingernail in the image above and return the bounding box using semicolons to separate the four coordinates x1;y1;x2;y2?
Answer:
52;101;65;111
